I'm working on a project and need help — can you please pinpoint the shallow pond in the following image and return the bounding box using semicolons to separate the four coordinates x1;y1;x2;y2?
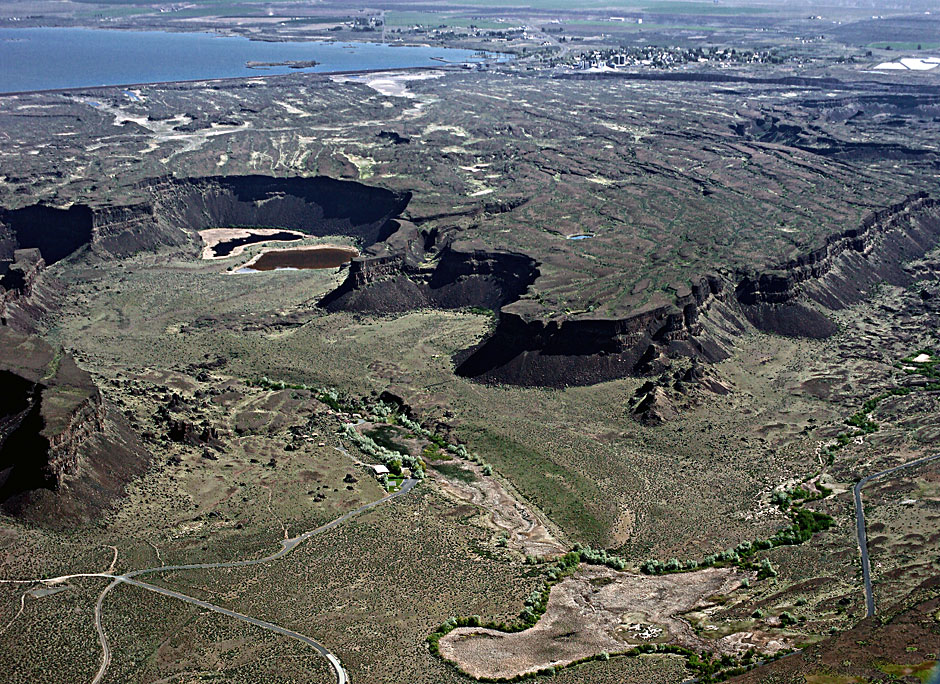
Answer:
237;246;358;272
212;231;302;257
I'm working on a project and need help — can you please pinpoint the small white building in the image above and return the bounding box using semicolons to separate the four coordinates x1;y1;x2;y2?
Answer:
368;464;390;476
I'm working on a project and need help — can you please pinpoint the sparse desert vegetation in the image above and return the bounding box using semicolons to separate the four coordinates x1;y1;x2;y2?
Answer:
1;5;939;682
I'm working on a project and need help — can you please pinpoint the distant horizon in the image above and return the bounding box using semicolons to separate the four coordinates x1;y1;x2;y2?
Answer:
0;27;499;94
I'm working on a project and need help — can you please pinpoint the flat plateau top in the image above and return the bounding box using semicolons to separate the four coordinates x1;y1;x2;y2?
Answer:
0;68;935;320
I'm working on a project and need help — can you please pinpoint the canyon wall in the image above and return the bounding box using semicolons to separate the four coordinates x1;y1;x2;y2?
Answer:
153;174;410;249
0;174;412;268
736;193;940;337
320;224;539;315
0;333;104;512
321;193;940;387
2;175;937;391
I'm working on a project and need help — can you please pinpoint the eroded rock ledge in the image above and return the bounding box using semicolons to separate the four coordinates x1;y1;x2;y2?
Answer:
319;220;539;314
0;332;104;516
1;173;412;324
454;275;743;387
0;329;151;525
735;193;940;337
0;174;411;266
321;192;940;387
3;176;937;391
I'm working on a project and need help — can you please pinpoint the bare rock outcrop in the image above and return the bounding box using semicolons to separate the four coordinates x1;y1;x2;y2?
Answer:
0;248;45;327
0;174;411;268
0;330;146;524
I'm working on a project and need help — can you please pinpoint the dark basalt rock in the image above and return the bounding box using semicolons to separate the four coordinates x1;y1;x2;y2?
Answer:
5;175;938;393
0;174;412;266
319;220;539;314
0;248;46;328
454;276;735;387
152;175;410;250
630;361;733;425
735;193;940;336
730;114;936;162
737;303;838;339
168;419;223;450
0;204;93;265
632;386;678;426
327;195;938;388
377;130;410;145
0;330;147;524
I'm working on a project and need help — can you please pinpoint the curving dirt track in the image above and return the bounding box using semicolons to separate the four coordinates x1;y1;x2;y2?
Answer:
428;459;565;557
4;480;418;684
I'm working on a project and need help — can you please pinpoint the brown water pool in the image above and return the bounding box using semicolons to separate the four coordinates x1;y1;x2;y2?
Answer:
239;246;358;272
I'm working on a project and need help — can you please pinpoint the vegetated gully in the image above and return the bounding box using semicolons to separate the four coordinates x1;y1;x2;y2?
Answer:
2;479;418;684
5;179;939;675
854;453;940;618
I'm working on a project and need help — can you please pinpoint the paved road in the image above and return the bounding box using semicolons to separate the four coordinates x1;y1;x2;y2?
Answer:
119;576;350;683
854;453;940;617
87;478;417;684
91;579;122;684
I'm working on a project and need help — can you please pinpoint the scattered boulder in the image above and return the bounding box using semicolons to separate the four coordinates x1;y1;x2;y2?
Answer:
633;385;678;425
167;419;223;449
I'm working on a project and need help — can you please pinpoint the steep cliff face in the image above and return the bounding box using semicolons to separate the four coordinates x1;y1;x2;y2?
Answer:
41;355;107;484
319;223;539;314
735;193;940;336
427;248;539;310
454;195;940;386
730;114;936;162
91;202;176;257
454;276;740;387
0;248;45;327
0;336;102;505
328;194;933;386
0;204;93;265
153;174;410;251
0;189;173;267
0;331;145;524
0;174;411;267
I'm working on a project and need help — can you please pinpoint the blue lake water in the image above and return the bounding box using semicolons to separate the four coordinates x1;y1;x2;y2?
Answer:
0;27;503;93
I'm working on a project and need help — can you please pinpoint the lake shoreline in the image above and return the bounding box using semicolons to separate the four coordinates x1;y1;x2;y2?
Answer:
0;27;506;96
0;64;459;98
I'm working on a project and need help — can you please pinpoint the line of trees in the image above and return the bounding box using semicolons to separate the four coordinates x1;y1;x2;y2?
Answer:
640;507;832;577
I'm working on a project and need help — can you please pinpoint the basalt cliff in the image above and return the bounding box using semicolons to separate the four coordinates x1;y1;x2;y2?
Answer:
3;175;938;394
0;330;147;524
0;174;411;266
319;192;940;387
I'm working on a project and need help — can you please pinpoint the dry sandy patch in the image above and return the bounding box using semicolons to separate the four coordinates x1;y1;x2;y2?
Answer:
429;459;565;558
438;566;762;680
198;228;306;260
331;70;443;98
